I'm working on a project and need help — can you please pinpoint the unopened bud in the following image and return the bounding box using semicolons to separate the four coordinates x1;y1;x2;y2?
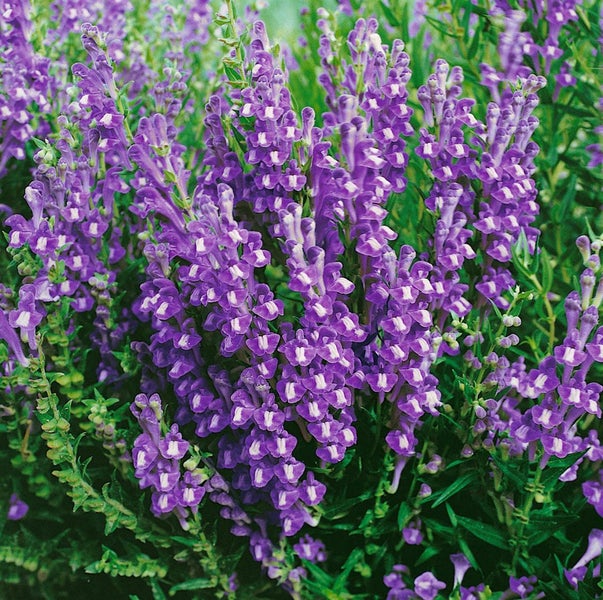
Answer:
417;483;432;498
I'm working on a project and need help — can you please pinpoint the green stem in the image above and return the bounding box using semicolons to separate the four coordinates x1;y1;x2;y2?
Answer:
223;0;246;79
511;466;543;572
529;274;556;354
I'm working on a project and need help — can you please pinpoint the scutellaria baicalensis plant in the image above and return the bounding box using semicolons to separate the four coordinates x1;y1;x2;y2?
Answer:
0;0;602;598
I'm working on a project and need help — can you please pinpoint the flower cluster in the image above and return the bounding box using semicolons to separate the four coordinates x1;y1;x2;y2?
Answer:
488;0;578;79
4;24;132;384
472;238;603;468
0;0;52;176
383;564;446;600
131;393;206;526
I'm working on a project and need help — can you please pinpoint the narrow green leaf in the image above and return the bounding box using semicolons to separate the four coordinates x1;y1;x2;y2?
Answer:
149;578;167;600
333;548;364;592
301;560;335;587
540;248;554;294
556;104;596;118
168;578;215;593
446;503;458;527
415;545;440;566
321;493;371;520
458;537;480;572
85;562;103;574
431;471;476;508
456;515;509;550
379;1;400;26
171;536;198;548
553;174;577;226
491;454;527;488
397;501;411;530
540;451;587;490
526;527;556;547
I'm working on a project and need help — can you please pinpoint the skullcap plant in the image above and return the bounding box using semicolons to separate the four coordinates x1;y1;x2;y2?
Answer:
0;0;602;598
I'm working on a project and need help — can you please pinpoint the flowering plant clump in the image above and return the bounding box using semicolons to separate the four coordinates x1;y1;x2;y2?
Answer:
0;0;602;597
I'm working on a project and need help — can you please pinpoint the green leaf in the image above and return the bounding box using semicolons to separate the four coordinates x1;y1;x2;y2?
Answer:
424;15;454;37
539;247;554;294
540;451;587;490
31;137;49;150
168;578;215;594
458;537;480;572
333;548;364;592
526;526;556;547
149;579;167;600
512;229;537;278
301;560;335;588
555;104;596;119
552;174;577;225
171;536;197;548
456;515;509;550
321;493;371;520
430;471;476;508
35;410;55;425
415;545;440;566
491;453;527;488
379;1;400;25
163;170;176;184
529;509;580;529
397;501;412;530
446;503;458;528
224;64;245;86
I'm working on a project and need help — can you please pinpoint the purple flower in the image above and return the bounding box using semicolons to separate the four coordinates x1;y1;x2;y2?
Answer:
554;343;587;368
270;485;299;511
7;494;28;521
151;491;178;516
509;575;537;598
253;402;285;432
403;520;423;545
293;534;326;563
281;507;309;537
583;474;603;517
541;434;572;459
155;460;181;492
460;584;486;600
265;430;297;459
274;458;305;485
565;529;603;588
450;553;471;588
299;473;326;506
530;404;563;429
386;429;418;456
384;564;409;594
8;285;43;350
132;435;159;475
249;460;275;488
0;309;29;366
159;425;189;459
366;370;398;393
414;571;446;600
176;471;206;508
